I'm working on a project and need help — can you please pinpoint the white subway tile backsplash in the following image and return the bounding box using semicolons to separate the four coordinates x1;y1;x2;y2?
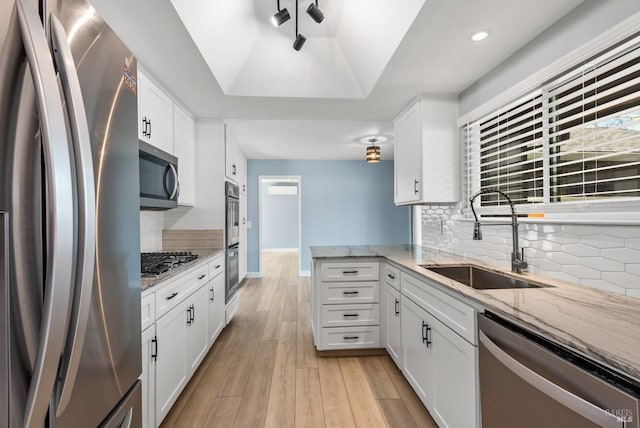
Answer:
420;205;640;297
601;248;640;264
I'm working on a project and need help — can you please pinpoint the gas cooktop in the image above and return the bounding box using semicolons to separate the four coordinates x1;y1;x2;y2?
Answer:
141;251;199;277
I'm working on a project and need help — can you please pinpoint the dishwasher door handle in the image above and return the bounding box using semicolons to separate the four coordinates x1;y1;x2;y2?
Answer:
479;331;622;428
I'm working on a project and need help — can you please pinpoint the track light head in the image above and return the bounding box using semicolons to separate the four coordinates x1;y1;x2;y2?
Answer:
306;3;324;23
271;8;290;27
293;34;306;51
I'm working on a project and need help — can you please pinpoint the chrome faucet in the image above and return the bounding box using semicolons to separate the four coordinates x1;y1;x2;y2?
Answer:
469;188;528;273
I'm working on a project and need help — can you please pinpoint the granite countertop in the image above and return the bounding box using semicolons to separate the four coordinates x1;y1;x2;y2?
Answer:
141;249;225;292
309;245;640;385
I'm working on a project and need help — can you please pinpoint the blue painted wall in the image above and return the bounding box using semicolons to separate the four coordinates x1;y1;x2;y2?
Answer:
261;182;299;249
247;160;411;273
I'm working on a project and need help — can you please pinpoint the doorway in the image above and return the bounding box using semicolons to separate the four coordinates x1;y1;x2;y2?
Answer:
258;176;302;276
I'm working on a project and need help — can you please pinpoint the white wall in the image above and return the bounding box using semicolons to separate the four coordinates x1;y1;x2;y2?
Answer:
140;211;164;252
164;120;226;230
459;0;640;116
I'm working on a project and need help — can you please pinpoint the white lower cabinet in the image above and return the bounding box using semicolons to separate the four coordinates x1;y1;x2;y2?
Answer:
155;298;189;424
141;326;156;428
186;286;209;375
142;255;227;428
383;282;402;368
207;273;226;346
401;293;478;428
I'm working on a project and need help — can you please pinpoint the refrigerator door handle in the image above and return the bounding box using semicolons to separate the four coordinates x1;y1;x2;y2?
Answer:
49;15;97;417
16;1;76;427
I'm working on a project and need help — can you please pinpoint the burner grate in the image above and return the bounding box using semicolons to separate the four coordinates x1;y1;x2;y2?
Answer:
141;251;199;277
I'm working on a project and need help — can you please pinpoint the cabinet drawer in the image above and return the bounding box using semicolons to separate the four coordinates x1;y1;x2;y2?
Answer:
401;272;476;344
321;304;379;327
321;326;380;350
208;256;224;279
141;292;155;331
320;262;379;282
156;265;209;318
384;264;400;290
320;281;379;304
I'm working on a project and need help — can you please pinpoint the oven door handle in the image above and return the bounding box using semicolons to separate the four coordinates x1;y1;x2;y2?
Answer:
479;331;621;428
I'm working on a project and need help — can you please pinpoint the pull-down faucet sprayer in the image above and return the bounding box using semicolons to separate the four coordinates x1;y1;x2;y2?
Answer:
469;188;528;273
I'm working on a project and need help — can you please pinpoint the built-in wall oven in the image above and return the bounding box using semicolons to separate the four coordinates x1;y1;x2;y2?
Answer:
479;312;639;428
225;182;240;302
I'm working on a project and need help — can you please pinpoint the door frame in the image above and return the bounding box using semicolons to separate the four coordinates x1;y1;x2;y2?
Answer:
258;176;302;276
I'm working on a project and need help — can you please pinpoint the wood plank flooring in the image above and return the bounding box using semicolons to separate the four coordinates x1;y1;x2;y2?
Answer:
161;252;438;428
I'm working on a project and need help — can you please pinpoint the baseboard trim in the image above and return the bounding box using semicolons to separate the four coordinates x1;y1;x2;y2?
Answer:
246;272;262;278
262;248;299;253
299;270;311;277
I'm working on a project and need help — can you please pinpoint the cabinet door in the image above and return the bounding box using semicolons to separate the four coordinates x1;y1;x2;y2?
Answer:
239;192;247;281
394;101;423;204
384;283;402;368
141;326;156;428
401;297;434;409
138;68;174;154
431;317;478;428
173;104;196;206
207;274;226;346
186;286;209;375
224;121;238;182
155;300;189;424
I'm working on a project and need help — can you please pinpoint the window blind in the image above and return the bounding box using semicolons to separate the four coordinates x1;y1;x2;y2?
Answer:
462;34;640;209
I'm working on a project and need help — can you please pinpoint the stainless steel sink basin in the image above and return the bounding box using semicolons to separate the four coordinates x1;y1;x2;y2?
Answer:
421;265;553;290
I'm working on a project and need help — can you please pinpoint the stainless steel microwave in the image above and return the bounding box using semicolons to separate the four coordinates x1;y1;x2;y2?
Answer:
139;141;178;209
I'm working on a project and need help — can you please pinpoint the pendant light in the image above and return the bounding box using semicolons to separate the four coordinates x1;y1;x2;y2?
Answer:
366;138;381;163
293;0;306;51
307;0;324;23
271;0;290;26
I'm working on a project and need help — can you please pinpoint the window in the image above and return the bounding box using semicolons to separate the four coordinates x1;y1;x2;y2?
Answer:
463;35;640;212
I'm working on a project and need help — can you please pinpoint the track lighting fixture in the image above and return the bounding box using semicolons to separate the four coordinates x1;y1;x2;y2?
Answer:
271;0;290;27
293;0;306;51
306;1;324;23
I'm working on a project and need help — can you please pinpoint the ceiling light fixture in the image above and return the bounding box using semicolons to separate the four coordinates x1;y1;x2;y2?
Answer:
293;0;306;51
307;1;324;23
271;0;290;27
366;138;381;163
470;30;490;42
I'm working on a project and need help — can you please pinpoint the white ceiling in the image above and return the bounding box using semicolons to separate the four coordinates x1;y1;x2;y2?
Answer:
170;0;426;98
90;0;584;159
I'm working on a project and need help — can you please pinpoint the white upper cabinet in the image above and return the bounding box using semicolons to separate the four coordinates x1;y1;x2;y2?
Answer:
138;68;174;155
238;150;247;195
173;105;196;206
224;121;239;182
393;95;460;205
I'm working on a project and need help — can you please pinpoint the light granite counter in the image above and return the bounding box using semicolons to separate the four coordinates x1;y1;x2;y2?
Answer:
309;245;640;385
141;249;225;291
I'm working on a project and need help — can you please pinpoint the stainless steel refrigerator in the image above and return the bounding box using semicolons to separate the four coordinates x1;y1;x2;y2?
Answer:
1;0;142;426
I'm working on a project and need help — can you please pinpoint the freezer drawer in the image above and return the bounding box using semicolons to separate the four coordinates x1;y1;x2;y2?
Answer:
99;380;142;428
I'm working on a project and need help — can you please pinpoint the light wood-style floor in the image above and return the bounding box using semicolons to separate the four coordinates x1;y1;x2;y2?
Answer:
161;251;438;428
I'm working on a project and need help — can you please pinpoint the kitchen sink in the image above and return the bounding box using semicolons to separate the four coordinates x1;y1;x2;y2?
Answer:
421;265;553;290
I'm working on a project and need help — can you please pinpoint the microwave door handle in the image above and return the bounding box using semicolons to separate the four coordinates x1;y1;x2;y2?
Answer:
168;163;178;199
49;16;97;417
17;1;76;427
479;332;621;428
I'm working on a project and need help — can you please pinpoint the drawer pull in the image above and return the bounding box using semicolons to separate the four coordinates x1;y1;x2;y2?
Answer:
198;274;206;280
342;291;359;296
343;313;359;317
387;273;396;280
342;270;359;275
215;265;221;269
166;292;179;300
343;336;360;340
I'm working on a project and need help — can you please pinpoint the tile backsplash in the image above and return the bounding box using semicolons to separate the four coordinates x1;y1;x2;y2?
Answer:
421;205;640;297
140;211;164;252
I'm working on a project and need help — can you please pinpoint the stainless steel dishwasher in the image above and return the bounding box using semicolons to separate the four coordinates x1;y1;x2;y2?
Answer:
478;312;639;428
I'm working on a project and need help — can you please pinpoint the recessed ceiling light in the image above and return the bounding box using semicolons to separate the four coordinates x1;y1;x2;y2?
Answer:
470;30;490;42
